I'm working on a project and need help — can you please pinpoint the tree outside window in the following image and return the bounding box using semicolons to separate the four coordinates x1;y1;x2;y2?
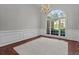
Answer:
47;9;66;36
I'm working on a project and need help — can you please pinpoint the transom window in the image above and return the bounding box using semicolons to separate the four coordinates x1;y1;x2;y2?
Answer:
47;9;66;36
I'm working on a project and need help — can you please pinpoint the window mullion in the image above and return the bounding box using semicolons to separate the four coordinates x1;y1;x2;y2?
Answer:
59;19;61;36
50;20;51;35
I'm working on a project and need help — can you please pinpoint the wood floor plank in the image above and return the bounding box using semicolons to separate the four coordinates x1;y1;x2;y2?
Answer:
0;35;79;55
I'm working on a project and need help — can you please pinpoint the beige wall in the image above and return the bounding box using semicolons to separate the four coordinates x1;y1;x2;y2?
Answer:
0;4;41;46
0;4;40;30
0;4;79;46
40;4;79;41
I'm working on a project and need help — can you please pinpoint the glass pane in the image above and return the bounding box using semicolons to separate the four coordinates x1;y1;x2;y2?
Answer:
47;9;66;21
60;19;65;36
47;20;50;34
51;21;59;36
47;9;66;36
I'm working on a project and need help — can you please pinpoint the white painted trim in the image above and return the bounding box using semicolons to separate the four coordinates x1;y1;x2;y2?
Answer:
40;28;79;42
0;29;39;47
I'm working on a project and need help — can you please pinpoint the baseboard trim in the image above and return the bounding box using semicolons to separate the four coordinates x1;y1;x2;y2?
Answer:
40;35;78;42
0;35;41;55
0;35;79;55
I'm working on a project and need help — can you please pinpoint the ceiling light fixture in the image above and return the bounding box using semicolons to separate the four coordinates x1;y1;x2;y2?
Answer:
41;4;50;15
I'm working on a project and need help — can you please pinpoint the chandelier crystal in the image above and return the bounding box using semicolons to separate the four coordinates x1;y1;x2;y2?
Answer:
41;4;50;15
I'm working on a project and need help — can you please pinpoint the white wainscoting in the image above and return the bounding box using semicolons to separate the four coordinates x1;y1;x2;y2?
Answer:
0;28;79;47
0;29;39;47
40;28;79;42
65;29;79;42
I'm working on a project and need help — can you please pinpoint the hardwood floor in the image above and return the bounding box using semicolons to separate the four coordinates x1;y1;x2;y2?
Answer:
0;47;18;55
68;41;79;55
0;35;41;55
0;35;79;55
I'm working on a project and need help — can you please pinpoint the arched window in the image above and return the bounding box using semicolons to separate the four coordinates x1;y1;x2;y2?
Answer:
47;9;66;36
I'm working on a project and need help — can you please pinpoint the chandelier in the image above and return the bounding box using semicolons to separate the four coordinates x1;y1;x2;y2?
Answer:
41;4;50;15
